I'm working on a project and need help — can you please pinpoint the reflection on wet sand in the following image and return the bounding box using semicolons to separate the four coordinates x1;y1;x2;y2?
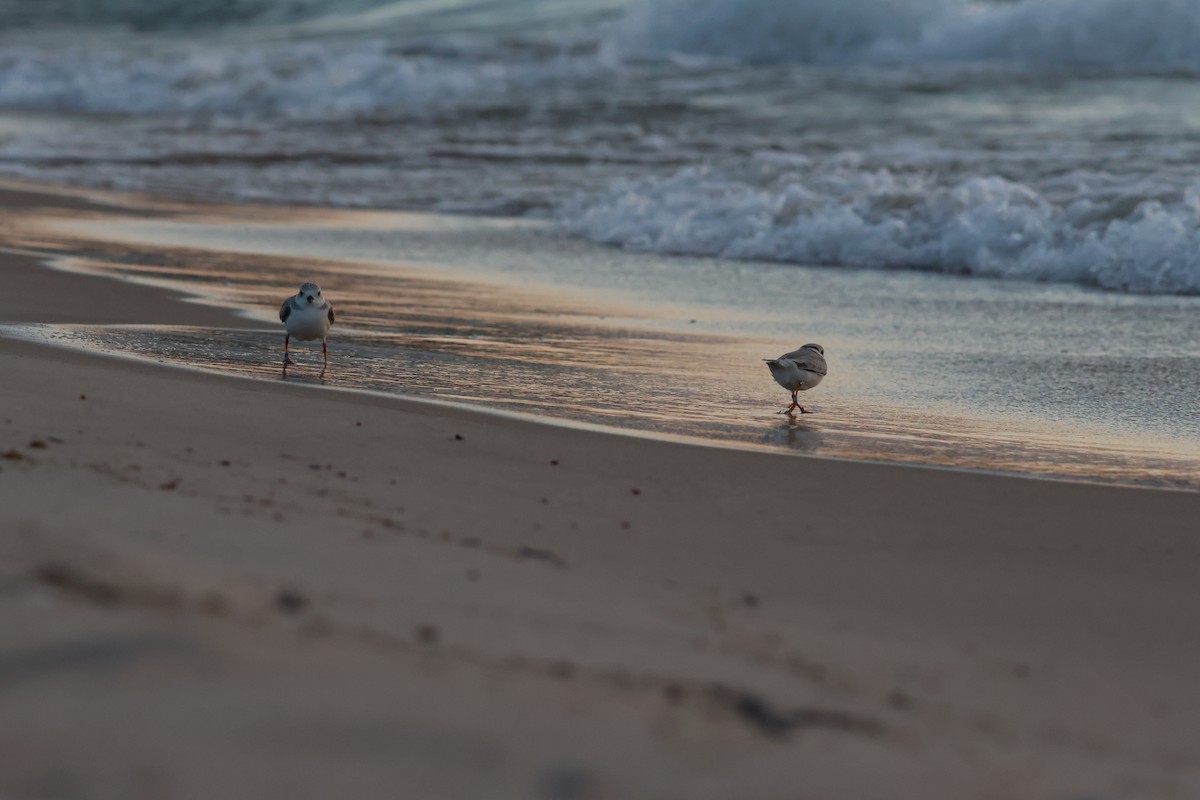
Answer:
12;311;1199;491
770;419;824;455
281;362;326;383
5;205;1200;490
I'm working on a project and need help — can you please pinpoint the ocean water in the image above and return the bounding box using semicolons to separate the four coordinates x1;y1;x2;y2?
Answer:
5;0;1200;292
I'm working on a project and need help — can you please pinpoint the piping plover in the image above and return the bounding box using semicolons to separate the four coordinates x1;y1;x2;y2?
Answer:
279;282;335;368
764;343;827;415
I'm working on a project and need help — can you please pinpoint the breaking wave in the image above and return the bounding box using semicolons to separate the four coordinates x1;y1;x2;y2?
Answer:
0;39;586;118
3;0;1198;296
2;0;1200;119
558;164;1200;294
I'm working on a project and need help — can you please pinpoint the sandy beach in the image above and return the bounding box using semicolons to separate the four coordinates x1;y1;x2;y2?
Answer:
2;183;1200;799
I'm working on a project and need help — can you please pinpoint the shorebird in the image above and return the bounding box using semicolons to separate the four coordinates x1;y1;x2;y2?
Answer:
279;282;335;368
764;343;827;415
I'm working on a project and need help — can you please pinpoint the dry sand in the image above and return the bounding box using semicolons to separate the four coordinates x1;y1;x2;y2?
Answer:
2;185;1200;800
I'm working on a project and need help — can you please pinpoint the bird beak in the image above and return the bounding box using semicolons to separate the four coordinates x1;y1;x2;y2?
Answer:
306;295;314;303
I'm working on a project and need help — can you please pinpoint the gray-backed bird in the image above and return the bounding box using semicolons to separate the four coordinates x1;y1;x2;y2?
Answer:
764;343;826;414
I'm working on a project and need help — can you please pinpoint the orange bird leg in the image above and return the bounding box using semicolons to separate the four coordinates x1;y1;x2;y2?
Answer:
778;389;800;415
794;388;814;414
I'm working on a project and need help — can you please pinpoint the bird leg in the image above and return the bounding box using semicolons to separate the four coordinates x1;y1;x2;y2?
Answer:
282;334;294;366
777;389;815;415
777;390;800;415
322;339;328;368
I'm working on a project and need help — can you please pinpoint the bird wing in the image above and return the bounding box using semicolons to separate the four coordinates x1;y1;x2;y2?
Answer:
279;297;295;323
327;303;335;324
780;348;827;375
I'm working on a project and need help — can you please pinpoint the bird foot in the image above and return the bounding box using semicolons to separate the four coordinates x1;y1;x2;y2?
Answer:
282;356;294;366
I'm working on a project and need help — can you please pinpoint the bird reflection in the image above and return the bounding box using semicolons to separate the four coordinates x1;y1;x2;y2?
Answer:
775;417;823;453
280;363;327;383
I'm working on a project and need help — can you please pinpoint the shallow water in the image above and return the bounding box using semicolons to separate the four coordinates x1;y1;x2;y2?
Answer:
6;1;1200;292
8;203;1199;489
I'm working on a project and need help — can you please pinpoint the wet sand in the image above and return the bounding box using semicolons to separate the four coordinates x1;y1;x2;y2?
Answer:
3;182;1200;799
6;181;1200;489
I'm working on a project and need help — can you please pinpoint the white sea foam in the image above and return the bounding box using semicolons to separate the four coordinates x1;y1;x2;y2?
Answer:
558;165;1200;294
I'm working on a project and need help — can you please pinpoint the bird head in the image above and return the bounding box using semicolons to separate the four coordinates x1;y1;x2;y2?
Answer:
298;282;323;305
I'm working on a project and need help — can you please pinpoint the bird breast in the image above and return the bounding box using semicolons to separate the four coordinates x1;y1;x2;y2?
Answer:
285;305;331;340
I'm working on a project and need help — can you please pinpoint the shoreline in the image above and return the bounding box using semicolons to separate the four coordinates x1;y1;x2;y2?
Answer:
10;317;1199;496
6;178;1199;490
4;180;1200;798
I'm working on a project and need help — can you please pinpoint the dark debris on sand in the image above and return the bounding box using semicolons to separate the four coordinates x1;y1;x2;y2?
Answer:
706;684;885;740
518;546;566;569
274;588;310;614
35;562;183;610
